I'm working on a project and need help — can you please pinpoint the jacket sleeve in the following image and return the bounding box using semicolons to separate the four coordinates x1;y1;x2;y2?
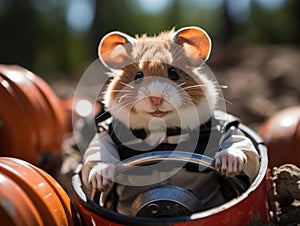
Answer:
83;131;120;164
219;126;260;181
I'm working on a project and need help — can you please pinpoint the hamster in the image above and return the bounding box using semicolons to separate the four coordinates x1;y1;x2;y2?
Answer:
83;26;259;214
100;27;215;131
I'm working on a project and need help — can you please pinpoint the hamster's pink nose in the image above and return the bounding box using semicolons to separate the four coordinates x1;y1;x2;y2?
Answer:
150;96;163;106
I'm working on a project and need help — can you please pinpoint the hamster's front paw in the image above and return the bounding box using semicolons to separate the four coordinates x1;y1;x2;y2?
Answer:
214;149;247;177
88;162;116;192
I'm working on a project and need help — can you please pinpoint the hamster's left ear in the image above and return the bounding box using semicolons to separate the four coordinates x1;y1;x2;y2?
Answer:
98;31;136;69
171;26;211;65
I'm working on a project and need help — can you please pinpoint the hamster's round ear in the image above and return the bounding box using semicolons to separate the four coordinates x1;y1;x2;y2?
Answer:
171;26;211;65
98;32;136;69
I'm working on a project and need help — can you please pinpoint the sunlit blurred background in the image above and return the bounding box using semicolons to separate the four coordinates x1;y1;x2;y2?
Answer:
0;0;299;127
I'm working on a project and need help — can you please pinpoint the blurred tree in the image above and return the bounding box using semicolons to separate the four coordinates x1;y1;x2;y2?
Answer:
34;7;72;75
240;0;299;44
0;0;299;78
0;0;38;70
282;0;300;44
165;0;181;28
90;0;136;59
219;0;236;42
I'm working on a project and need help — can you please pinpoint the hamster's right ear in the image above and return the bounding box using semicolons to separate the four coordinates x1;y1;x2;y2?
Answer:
98;32;136;69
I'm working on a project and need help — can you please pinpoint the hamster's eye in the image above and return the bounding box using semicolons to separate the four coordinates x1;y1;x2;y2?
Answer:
168;67;179;81
134;71;144;83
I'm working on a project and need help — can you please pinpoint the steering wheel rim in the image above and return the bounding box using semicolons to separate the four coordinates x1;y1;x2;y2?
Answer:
91;151;249;206
115;151;216;175
105;150;220;190
91;151;216;202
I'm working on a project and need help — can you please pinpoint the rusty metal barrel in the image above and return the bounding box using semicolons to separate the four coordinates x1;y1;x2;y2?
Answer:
0;157;79;226
259;106;300;168
0;64;65;167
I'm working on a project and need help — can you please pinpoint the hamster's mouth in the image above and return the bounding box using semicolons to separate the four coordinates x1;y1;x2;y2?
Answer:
149;110;171;117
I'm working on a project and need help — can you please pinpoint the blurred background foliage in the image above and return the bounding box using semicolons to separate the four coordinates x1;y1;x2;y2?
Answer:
0;0;299;80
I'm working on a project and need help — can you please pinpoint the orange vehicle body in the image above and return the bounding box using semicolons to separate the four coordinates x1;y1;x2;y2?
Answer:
0;64;65;167
0;157;79;226
259;106;300;167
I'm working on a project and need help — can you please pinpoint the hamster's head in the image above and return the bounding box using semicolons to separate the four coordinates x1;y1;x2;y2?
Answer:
98;26;218;130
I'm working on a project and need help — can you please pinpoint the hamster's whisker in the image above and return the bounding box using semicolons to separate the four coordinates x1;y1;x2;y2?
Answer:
181;97;198;104
176;82;186;88
181;84;207;90
101;90;132;94
112;98;134;109
111;101;135;117
182;91;205;94
119;81;135;89
96;102;127;120
216;97;233;105
107;100;133;113
117;94;134;103
220;85;228;89
179;101;190;108
95;110;113;123
179;95;196;103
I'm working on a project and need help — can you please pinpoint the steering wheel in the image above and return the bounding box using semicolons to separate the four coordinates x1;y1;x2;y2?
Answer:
91;151;249;218
119;151;215;168
115;151;215;178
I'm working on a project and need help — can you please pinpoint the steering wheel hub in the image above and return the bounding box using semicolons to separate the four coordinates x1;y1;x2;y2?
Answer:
130;185;201;217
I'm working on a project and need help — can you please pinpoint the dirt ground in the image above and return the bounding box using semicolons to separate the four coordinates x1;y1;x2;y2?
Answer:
273;164;300;225
52;42;300;225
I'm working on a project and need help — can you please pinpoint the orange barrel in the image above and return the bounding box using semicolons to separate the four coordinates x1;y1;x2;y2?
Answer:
259;106;300;167
0;64;65;167
0;157;79;226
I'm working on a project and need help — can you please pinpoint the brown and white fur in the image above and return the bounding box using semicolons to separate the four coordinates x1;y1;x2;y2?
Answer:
88;26;250;195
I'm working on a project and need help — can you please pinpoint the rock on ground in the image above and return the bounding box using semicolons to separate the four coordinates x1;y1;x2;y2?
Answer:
272;164;300;225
